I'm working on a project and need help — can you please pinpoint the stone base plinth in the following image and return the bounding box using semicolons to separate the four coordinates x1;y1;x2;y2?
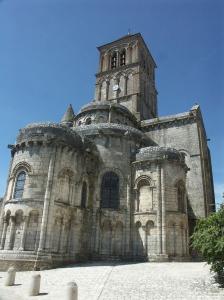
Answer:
0;250;78;271
149;254;169;262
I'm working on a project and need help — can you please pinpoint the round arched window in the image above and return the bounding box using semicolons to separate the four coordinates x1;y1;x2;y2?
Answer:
85;118;92;125
14;171;26;199
100;172;119;209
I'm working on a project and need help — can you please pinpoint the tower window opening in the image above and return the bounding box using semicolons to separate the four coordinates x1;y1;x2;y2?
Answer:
111;52;117;69
14;171;26;199
120;50;126;66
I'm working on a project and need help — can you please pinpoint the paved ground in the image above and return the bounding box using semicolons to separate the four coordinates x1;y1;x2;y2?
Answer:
0;262;224;300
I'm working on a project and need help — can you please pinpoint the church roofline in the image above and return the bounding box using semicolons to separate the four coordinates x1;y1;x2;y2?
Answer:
141;105;201;127
74;123;154;145
141;104;208;141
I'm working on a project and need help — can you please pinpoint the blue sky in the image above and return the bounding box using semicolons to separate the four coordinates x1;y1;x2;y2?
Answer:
0;0;223;205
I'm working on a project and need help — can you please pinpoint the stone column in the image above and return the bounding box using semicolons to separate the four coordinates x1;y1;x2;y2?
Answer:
161;166;167;255
106;80;110;100
133;42;139;63
89;211;96;253
156;164;162;255
104;53;109;71
19;216;29;251
59;220;66;253
98;83;102;101
104;53;110;71
125;182;131;254
38;149;56;252
108;105;112;123
65;220;71;254
136;190;140;212
126;46;132;64
0;219;8;250
143;225;147;256
7;216;15;250
99;55;103;72
94;212;100;254
185;227;190;256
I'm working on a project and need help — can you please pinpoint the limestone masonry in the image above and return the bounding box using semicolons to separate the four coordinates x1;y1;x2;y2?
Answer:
0;33;215;270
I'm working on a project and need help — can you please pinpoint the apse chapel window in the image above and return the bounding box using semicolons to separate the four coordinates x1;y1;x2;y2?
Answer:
14;171;26;199
100;172;119;209
120;49;126;66
111;52;117;69
81;182;87;208
85;118;92;125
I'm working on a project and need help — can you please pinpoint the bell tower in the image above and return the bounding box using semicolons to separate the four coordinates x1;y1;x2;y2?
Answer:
94;33;158;121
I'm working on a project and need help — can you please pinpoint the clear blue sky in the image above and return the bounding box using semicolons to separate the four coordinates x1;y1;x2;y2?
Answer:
0;0;223;205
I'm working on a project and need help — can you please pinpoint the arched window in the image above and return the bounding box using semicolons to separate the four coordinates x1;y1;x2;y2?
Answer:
135;177;152;212
120;49;126;66
111;52;117;69
85;118;92;125
81;181;87;208
57;169;74;204
101;172;119;209
14;171;26;199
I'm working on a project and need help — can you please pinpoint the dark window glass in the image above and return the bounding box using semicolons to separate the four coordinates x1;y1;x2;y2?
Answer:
14;171;26;199
101;172;119;209
85;118;91;125
81;182;87;208
120;50;126;66
111;53;117;69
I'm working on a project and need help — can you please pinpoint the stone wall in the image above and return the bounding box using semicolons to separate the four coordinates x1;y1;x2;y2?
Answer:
141;106;215;220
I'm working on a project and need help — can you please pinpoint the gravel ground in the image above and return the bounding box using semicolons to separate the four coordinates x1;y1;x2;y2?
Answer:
0;262;224;300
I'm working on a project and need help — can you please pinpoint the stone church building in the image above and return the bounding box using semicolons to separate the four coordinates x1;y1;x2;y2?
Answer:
0;33;215;270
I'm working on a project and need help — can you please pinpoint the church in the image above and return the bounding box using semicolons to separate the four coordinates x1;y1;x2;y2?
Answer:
0;33;215;270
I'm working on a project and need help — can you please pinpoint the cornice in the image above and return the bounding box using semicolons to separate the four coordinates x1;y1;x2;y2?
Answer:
141;114;197;131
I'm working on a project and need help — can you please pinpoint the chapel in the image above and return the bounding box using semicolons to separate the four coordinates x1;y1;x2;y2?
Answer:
0;33;215;270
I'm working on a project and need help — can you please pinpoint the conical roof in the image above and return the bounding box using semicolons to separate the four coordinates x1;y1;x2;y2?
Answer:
61;104;75;123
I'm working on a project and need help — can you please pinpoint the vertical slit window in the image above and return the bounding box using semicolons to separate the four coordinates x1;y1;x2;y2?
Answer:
120;50;126;66
14;171;26;199
81;182;87;208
